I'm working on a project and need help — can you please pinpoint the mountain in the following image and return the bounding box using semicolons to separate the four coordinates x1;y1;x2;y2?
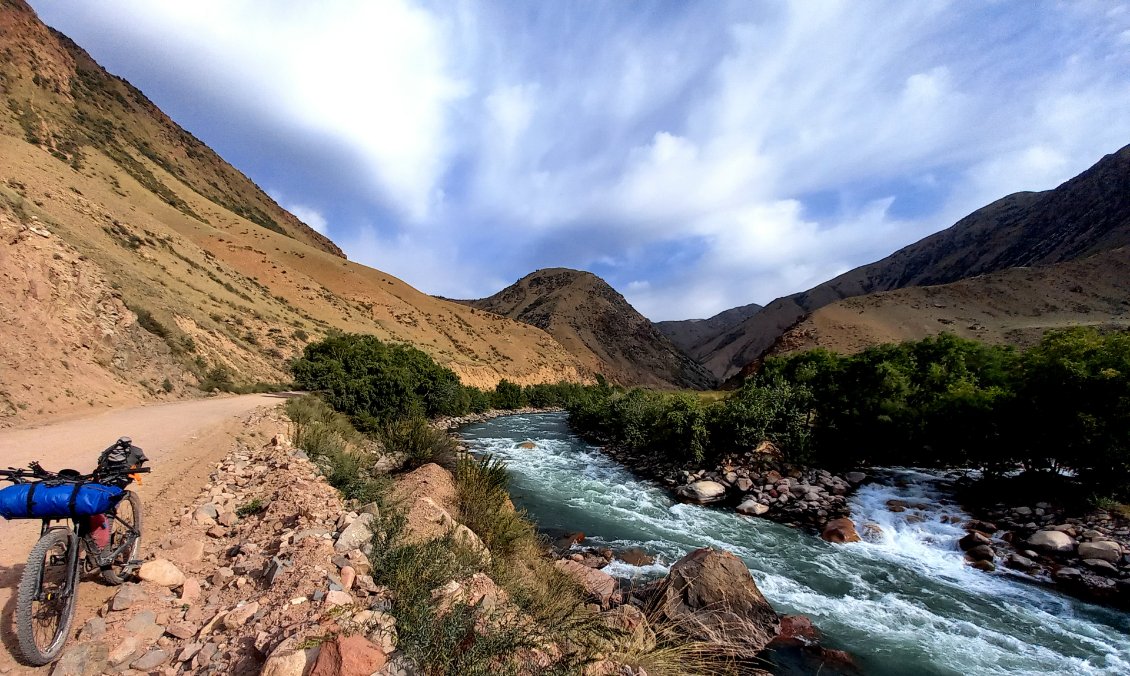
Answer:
460;268;717;389
0;0;591;427
761;247;1130;361
697;143;1130;380
656;302;762;359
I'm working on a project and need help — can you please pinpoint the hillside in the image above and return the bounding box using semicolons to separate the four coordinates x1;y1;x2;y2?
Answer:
461;268;717;389
0;0;591;427
655;302;762;359
761;247;1130;360
698;142;1130;380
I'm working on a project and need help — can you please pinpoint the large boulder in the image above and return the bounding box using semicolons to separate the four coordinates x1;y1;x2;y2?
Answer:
555;559;617;607
1028;530;1075;553
820;518;861;544
676;480;728;505
1078;540;1122;563
649;547;779;657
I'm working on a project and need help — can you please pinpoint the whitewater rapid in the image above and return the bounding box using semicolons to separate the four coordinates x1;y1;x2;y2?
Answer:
458;413;1130;676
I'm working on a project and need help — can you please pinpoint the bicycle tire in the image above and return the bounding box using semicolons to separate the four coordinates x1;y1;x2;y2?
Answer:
100;490;143;585
16;528;78;665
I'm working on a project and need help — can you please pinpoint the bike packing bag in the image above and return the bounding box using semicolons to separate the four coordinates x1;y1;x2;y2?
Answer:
0;482;123;520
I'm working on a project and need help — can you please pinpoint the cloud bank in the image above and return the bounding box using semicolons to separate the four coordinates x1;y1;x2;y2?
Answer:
32;0;1130;319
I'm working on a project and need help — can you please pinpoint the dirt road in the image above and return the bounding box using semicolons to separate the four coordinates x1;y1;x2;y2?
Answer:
0;392;298;672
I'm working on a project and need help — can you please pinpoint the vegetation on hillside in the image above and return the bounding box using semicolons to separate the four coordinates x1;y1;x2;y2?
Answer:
569;328;1130;501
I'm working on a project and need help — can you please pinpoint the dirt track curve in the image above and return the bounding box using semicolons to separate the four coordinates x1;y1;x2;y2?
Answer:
0;392;299;673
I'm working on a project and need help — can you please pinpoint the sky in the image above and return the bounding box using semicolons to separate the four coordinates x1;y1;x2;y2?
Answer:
30;0;1130;321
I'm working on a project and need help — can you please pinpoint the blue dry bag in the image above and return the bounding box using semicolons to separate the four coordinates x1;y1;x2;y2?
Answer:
0;482;123;520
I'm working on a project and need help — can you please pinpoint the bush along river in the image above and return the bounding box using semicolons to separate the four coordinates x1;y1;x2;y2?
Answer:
457;412;1130;676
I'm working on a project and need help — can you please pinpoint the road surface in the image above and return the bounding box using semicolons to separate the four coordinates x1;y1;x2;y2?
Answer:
0;392;298;672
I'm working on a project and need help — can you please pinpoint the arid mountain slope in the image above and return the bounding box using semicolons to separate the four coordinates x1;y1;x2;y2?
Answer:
462;268;717;389
761;248;1130;360
656;302;762;359
700;143;1130;380
0;1;591;427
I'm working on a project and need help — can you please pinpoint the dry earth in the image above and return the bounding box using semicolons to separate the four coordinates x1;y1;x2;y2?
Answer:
0;392;297;674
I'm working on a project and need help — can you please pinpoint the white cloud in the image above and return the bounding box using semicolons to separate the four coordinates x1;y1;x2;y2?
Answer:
61;0;467;222
37;1;1130;321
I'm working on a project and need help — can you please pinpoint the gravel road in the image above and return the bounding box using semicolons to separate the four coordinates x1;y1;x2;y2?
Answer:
0;392;299;672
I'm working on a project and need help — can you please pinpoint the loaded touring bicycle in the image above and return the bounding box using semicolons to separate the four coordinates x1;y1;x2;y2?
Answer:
0;437;149;665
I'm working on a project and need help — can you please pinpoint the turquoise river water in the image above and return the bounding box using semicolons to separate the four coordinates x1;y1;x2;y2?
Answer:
458;412;1130;676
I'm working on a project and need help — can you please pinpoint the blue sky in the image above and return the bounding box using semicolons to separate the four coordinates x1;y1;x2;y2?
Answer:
31;1;1130;320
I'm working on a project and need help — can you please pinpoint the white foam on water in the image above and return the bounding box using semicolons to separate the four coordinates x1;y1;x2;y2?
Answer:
460;413;1130;676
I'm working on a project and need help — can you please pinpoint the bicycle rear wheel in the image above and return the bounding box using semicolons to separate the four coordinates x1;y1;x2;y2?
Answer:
100;490;143;585
16;528;78;665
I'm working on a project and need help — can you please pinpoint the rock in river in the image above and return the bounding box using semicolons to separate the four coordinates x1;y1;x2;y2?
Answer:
820;518;861;544
736;498;770;516
675;480;727;505
649;547;779;657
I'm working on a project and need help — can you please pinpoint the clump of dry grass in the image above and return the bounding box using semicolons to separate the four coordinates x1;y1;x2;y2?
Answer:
609;606;773;676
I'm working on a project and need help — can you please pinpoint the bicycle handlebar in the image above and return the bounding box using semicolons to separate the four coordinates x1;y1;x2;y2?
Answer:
0;466;151;484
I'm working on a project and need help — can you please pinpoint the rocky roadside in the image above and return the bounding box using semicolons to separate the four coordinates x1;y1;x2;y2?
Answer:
955;500;1130;609
47;408;402;676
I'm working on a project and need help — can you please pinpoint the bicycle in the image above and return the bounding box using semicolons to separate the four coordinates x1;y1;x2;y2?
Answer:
0;437;150;665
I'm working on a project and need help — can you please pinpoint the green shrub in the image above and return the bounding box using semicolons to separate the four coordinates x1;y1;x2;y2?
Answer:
379;416;458;471
292;333;467;422
285;395;388;503
492;379;526;410
566;329;1130;500
130;305;169;339
199;365;235;392
455;455;534;557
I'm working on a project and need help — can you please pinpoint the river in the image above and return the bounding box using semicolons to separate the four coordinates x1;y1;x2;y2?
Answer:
458;412;1130;676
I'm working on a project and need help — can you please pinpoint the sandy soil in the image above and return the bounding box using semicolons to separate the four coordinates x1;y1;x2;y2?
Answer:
0;392;298;673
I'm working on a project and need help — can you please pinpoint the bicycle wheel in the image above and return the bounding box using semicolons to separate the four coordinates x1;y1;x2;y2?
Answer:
16;528;78;665
100;490;143;585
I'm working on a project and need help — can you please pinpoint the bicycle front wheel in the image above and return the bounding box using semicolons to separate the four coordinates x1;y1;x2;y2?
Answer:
100;490;143;585
16;528;78;665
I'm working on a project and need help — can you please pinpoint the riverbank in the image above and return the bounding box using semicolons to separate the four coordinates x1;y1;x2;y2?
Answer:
457;412;1130;675
955;491;1130;609
539;411;1130;614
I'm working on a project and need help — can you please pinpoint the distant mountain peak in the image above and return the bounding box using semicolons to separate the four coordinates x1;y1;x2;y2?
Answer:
463;269;717;389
